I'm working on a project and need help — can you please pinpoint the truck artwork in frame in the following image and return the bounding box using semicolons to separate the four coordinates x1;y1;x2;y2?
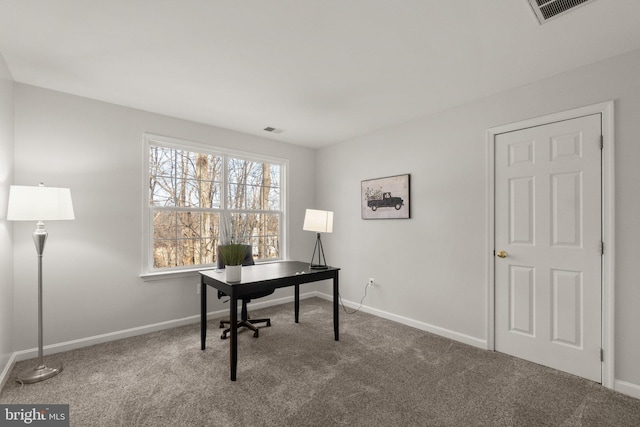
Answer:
361;174;410;219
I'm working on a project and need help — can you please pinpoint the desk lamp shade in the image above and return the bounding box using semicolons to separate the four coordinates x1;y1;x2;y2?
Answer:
303;209;333;233
303;209;333;269
7;183;74;384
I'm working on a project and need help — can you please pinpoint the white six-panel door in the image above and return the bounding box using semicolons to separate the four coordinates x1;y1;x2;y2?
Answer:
494;114;602;382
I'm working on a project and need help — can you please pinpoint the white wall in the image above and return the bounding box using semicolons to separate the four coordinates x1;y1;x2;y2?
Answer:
316;48;640;393
0;52;14;383
12;84;317;351
6;45;640;397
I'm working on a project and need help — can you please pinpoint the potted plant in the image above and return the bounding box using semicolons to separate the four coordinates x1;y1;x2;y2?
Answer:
218;243;246;282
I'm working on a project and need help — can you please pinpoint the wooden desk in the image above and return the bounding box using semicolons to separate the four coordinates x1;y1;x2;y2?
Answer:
199;261;340;381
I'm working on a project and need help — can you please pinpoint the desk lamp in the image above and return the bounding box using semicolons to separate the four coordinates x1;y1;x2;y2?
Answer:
303;209;333;269
7;183;75;384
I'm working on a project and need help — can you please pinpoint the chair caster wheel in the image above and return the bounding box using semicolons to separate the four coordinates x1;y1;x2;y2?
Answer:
253;331;259;338
221;334;228;340
266;320;271;326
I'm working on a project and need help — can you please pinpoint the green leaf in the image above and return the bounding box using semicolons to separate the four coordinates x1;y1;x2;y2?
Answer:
218;244;247;266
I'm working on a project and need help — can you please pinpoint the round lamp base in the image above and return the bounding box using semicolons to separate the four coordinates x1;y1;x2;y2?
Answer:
17;364;63;384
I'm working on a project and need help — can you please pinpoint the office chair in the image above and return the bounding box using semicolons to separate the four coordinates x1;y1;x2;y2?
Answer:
216;245;273;339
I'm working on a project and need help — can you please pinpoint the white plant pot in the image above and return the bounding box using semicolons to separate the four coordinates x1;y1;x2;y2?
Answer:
226;265;242;283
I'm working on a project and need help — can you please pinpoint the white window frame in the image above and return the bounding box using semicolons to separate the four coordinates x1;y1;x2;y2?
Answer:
141;133;288;278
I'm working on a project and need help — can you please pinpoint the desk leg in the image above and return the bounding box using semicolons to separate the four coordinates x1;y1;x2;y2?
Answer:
294;284;300;323
333;273;339;341
230;291;238;381
200;277;207;350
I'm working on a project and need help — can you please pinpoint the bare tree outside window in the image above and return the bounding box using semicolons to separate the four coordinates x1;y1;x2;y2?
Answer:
227;158;281;259
148;142;283;271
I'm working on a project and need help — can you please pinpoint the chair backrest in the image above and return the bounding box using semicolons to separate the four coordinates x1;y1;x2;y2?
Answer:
216;245;255;269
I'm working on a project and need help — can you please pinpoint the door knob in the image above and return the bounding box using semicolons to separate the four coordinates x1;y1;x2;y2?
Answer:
496;250;507;258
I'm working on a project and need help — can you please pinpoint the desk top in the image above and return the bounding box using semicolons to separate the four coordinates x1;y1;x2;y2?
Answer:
199;260;339;286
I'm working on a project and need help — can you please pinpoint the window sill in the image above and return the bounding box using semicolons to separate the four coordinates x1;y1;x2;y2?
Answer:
139;260;285;282
140;267;212;282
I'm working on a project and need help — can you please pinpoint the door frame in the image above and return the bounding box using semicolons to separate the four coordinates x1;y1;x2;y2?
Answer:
485;101;615;388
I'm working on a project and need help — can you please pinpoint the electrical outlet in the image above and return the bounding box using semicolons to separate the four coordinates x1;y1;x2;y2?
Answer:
368;278;375;287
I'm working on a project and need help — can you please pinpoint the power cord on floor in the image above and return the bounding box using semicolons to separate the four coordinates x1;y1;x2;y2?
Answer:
338;281;370;314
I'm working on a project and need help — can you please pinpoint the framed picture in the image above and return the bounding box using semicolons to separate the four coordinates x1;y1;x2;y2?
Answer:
361;174;410;219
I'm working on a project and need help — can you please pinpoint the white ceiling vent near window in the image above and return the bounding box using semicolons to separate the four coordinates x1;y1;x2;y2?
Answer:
527;0;598;24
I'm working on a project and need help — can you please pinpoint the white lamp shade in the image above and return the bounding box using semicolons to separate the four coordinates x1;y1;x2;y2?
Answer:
303;209;333;233
7;185;75;221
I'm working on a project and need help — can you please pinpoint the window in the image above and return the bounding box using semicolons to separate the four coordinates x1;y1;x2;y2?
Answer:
144;135;285;273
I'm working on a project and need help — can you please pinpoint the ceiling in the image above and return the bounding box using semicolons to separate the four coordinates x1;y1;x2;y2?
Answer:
1;0;640;148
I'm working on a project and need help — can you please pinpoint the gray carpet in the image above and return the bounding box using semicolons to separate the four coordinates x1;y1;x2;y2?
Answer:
1;297;639;426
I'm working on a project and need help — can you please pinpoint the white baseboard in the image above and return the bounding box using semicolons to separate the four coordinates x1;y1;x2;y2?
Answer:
315;291;487;349
615;379;640;400
12;293;307;362
0;352;17;392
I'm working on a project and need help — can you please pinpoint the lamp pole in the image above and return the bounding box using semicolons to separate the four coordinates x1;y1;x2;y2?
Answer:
17;221;63;384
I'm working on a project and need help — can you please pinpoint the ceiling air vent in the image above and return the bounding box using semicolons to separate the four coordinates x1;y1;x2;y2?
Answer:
527;0;598;24
263;126;284;134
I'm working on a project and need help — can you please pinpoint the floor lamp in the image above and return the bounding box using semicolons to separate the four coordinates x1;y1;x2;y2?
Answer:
7;183;75;384
303;209;333;269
